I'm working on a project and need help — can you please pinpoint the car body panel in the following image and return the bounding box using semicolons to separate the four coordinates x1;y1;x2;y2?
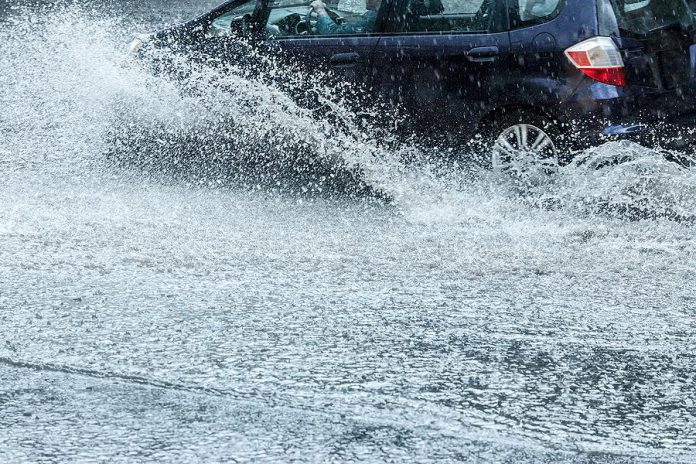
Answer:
371;31;512;140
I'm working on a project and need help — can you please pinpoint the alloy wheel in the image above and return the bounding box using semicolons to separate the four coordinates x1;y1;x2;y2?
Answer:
492;123;559;182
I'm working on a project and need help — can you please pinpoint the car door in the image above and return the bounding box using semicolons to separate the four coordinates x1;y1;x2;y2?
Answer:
370;0;512;141
259;0;392;100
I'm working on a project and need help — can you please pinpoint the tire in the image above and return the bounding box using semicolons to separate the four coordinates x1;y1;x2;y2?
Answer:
480;111;563;182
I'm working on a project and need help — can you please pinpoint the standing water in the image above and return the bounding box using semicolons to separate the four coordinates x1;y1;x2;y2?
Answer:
1;1;696;462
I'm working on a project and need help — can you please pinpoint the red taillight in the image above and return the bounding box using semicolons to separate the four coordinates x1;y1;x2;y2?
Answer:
580;67;627;87
565;37;627;87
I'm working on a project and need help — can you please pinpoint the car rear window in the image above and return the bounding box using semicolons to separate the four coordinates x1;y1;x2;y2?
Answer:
610;0;694;35
508;0;563;30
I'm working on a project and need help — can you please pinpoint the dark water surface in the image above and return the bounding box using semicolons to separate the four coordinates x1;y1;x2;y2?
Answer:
1;1;695;462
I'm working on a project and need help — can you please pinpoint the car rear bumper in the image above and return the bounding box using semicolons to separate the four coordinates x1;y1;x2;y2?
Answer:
562;118;696;167
569;114;696;149
557;81;696;155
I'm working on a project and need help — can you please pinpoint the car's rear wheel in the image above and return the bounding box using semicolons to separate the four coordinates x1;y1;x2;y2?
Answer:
483;111;561;184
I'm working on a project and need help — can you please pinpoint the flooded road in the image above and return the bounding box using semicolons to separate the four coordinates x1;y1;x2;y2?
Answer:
1;1;695;462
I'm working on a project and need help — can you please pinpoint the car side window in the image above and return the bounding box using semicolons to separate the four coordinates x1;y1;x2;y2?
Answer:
401;0;496;33
208;0;258;37
266;0;381;37
508;0;562;29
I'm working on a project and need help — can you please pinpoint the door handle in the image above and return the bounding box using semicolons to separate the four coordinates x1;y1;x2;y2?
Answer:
330;52;361;68
467;46;500;62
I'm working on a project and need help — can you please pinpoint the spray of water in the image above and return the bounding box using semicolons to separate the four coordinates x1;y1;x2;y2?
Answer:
1;3;695;221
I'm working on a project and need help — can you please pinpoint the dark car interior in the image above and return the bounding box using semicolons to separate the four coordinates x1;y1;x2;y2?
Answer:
402;0;493;33
265;0;370;37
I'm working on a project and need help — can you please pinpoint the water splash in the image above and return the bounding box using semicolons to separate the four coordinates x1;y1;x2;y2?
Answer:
2;4;696;222
540;142;696;221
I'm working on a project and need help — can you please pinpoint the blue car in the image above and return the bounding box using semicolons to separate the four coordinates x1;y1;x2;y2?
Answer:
131;0;696;172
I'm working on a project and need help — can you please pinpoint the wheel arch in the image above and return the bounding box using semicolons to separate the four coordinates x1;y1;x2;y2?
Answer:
476;104;560;136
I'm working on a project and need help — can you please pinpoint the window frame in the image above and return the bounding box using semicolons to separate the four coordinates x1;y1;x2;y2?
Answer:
382;0;508;35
